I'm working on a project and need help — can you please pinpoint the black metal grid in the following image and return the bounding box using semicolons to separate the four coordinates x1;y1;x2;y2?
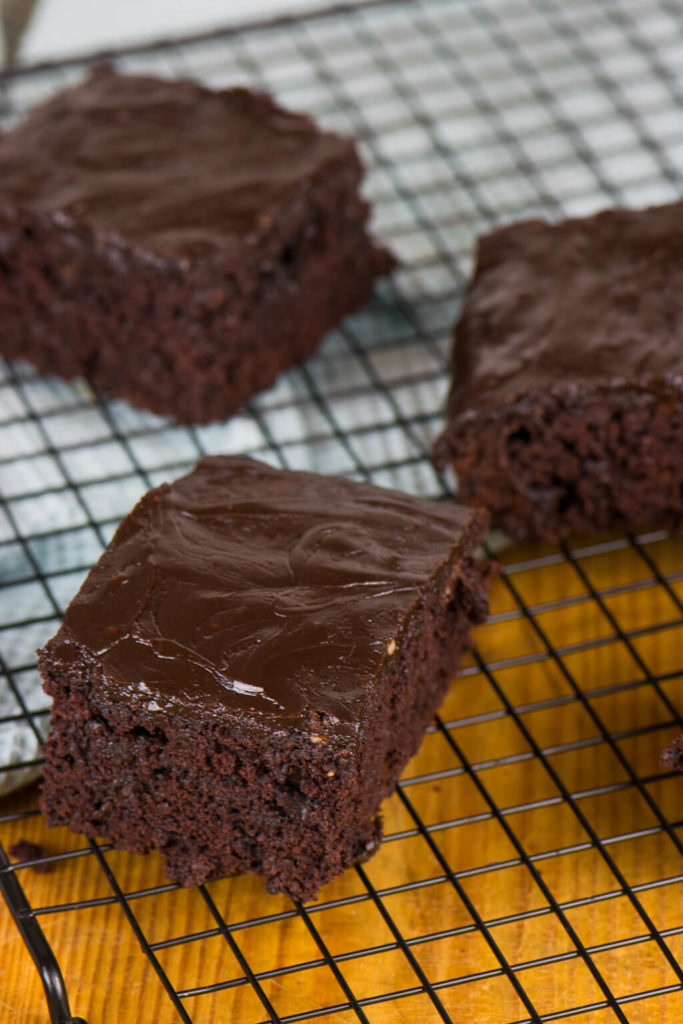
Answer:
1;0;683;1021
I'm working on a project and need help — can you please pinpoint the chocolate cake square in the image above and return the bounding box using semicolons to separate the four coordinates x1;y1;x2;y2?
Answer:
0;66;393;423
433;201;683;540
38;456;489;900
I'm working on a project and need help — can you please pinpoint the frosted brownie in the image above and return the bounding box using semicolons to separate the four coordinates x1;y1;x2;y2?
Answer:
434;201;683;539
39;456;489;900
0;66;393;422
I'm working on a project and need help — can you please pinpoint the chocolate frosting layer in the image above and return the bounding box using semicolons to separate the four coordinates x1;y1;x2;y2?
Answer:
46;457;485;727
0;65;356;258
447;201;683;420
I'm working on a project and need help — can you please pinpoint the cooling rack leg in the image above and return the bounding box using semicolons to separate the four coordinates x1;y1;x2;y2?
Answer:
0;843;87;1024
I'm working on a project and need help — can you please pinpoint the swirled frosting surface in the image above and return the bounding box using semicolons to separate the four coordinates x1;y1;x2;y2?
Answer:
0;65;355;258
47;457;484;726
448;201;683;419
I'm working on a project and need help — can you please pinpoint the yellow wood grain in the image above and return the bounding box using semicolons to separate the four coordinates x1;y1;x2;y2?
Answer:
1;535;682;1023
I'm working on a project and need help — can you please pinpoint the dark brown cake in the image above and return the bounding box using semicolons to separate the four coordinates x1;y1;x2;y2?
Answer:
38;456;489;900
8;840;51;873
0;66;393;423
433;201;683;540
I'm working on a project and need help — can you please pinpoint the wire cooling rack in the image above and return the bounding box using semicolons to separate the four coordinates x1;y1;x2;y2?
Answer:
1;0;683;1021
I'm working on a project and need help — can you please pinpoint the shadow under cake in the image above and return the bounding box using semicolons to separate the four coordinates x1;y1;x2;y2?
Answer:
38;456;489;900
434;201;683;540
0;65;393;423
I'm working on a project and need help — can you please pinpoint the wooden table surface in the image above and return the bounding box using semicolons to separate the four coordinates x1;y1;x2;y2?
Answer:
2;532;683;1024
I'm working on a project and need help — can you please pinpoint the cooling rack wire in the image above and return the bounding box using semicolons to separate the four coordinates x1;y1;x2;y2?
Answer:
1;0;683;1021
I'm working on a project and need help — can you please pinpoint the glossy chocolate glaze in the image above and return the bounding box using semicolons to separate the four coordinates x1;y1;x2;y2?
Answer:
0;65;357;258
446;201;683;420
44;457;485;727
